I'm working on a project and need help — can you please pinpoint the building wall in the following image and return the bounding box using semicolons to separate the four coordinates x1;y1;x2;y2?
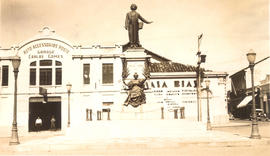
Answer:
260;75;270;117
200;77;228;124
0;28;229;132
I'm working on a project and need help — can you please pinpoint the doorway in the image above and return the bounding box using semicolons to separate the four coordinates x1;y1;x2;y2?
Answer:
28;97;61;132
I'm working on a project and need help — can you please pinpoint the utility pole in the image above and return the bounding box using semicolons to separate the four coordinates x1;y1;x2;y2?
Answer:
196;34;206;122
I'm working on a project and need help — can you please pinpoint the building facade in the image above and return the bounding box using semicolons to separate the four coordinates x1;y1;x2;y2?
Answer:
0;27;229;133
260;75;270;118
229;58;270;119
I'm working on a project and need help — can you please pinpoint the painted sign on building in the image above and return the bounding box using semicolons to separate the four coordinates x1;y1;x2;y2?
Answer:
147;79;197;111
21;41;70;60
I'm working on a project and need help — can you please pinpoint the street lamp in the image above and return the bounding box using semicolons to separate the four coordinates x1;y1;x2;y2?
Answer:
205;80;212;130
66;83;72;127
9;56;21;145
247;50;261;139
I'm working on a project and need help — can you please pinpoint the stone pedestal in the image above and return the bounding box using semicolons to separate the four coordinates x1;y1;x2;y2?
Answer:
120;104;144;120
121;48;151;79
119;48;151;119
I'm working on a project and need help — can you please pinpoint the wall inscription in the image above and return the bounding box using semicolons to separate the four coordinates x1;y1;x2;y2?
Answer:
23;42;70;60
28;50;63;59
150;80;197;111
23;43;70;54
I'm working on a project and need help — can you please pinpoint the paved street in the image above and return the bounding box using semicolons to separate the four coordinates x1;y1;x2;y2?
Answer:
0;119;269;156
1;142;270;156
213;119;270;138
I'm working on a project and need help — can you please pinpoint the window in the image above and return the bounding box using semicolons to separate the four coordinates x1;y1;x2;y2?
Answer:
29;60;62;86
30;69;36;85
1;65;9;86
55;61;62;66
102;63;113;84
30;61;36;85
40;68;52;85
39;60;53;85
55;68;62;85
30;61;36;66
83;64;90;84
40;60;52;66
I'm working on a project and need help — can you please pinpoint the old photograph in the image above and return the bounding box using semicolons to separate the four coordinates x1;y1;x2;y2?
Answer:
0;0;269;155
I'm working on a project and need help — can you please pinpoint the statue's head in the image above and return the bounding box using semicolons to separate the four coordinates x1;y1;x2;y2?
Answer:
133;72;139;79
130;4;137;10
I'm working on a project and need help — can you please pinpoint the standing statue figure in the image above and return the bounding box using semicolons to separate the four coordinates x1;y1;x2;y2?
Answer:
123;73;148;107
125;4;153;48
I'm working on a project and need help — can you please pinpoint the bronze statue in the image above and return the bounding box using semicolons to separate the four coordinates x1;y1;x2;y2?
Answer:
125;4;153;48
123;72;148;107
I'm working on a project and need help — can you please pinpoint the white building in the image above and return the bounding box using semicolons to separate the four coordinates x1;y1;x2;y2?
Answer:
0;27;229;133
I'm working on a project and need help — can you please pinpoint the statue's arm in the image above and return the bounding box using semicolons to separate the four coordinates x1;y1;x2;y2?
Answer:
141;78;147;84
122;79;128;86
141;75;148;84
138;14;153;24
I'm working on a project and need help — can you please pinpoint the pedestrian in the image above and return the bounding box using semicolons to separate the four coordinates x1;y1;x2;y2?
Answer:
35;116;42;132
50;115;56;131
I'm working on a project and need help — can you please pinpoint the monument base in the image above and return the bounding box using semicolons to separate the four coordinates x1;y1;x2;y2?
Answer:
120;104;144;120
121;48;151;79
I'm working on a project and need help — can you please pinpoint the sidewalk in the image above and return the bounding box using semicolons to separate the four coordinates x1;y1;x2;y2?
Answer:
1;120;269;154
212;120;251;128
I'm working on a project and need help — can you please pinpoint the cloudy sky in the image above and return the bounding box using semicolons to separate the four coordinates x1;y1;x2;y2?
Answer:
1;0;269;80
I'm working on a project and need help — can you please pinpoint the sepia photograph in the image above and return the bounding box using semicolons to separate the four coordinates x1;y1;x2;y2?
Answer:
0;0;269;155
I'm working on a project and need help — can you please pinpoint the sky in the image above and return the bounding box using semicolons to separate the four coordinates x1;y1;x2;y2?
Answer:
0;0;269;81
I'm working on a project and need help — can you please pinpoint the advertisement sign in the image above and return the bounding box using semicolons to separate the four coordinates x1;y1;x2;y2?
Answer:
148;79;197;111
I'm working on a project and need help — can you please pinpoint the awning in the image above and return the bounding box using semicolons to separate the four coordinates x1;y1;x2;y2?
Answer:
29;96;61;103
237;95;253;108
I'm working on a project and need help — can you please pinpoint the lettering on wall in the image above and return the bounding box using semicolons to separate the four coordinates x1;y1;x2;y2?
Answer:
23;42;70;59
146;80;197;88
149;80;197;111
28;50;64;59
23;43;70;54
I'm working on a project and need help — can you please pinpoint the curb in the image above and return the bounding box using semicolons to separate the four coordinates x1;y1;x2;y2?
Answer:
212;123;250;128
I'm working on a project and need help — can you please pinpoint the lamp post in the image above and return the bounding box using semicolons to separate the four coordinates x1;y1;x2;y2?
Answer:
247;50;261;139
9;56;21;145
66;83;72;127
205;80;212;130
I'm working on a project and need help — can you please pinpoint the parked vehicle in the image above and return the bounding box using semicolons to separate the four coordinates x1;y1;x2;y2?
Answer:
249;109;268;121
